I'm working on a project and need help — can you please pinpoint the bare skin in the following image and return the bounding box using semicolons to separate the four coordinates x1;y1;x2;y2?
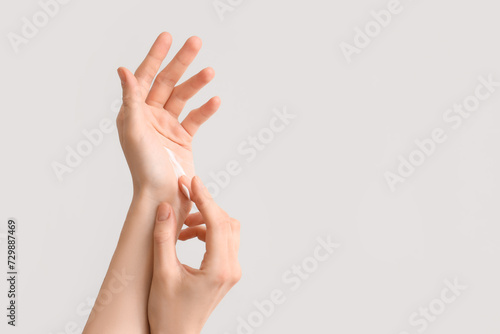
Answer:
116;32;221;228
82;32;221;334
148;176;241;334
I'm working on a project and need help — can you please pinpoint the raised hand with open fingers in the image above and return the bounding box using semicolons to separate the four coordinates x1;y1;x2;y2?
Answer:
116;32;221;227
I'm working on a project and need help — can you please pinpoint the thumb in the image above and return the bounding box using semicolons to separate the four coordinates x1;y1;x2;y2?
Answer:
153;203;179;275
117;67;142;110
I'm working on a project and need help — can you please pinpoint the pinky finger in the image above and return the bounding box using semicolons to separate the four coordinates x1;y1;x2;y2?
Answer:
179;225;207;242
181;96;221;137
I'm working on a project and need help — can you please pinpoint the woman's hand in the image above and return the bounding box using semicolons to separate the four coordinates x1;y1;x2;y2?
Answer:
117;32;220;222
148;176;241;334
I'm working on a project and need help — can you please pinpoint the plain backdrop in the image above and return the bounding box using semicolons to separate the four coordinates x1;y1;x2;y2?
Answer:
1;0;499;333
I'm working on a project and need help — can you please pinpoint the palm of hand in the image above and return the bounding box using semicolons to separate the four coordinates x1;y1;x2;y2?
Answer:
117;32;220;197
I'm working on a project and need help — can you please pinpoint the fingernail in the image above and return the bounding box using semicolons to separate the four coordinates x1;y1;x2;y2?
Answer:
181;184;191;201
158;205;170;221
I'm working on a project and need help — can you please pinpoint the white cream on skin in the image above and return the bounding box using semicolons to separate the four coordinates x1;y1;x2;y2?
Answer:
164;147;191;200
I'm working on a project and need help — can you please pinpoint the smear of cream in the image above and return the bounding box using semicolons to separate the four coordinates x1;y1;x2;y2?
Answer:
164;147;186;178
164;147;190;200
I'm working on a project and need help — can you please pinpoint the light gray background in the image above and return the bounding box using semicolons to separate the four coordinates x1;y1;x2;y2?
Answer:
1;0;499;333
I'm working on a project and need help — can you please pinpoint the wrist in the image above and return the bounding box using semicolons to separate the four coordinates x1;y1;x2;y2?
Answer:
132;184;175;205
131;185;192;232
150;324;201;334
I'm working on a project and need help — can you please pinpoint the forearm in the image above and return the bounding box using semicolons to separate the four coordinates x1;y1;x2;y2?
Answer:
83;192;161;334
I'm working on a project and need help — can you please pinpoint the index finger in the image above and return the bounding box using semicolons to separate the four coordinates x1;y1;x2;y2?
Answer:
188;176;229;262
146;36;202;110
134;32;172;93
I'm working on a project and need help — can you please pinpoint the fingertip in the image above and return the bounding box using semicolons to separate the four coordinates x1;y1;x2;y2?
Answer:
210;96;222;108
191;176;211;202
117;67;136;85
179;175;190;187
118;68;142;103
178;176;191;201
191;174;200;190
156;32;173;52
203;67;215;80
177;230;188;241
117;67;126;83
118;66;130;75
159;31;172;41
188;36;202;50
202;96;221;117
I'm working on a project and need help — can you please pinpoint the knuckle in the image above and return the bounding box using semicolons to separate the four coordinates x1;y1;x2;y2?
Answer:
231;218;240;230
173;87;190;102
211;210;228;224
220;209;230;220
221;215;233;228
141;68;157;82
176;55;191;67
122;96;136;108
231;265;242;285
212;269;231;286
212;217;226;228
153;229;172;244
158;74;177;88
211;265;242;286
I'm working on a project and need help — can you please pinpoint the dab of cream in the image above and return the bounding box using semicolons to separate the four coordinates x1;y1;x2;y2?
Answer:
164;147;191;201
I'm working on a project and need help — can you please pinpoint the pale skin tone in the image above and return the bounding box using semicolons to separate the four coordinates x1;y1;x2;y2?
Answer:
82;33;240;334
149;176;241;334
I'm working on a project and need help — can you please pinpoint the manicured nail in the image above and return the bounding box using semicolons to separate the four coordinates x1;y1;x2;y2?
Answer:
181;184;191;201
158;205;170;221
